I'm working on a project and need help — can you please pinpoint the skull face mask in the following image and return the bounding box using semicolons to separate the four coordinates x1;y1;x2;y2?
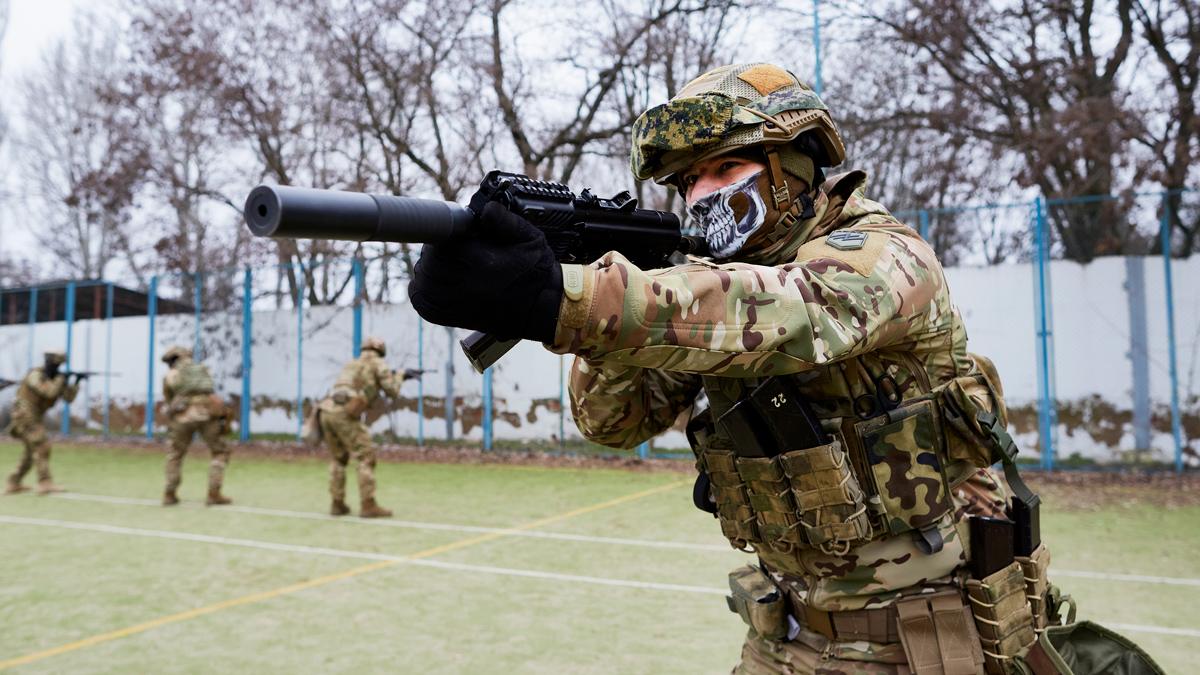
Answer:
687;170;768;259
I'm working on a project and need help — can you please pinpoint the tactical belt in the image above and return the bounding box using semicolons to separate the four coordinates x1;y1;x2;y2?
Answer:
785;587;900;644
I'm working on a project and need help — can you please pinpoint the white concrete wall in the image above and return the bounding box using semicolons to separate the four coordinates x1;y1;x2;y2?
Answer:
2;255;1197;463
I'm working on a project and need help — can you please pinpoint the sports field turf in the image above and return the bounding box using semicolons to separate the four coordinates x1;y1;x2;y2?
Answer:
0;442;1196;674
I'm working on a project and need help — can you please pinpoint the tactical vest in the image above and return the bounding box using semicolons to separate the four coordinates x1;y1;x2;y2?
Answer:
689;349;1015;564
174;363;215;397
330;356;379;407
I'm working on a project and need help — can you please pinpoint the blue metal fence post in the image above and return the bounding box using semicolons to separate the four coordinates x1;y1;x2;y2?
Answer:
193;271;203;357
60;281;76;435
104;282;113;438
296;264;305;440
417;318;424;446
559;355;565;452
482;367;493;451
445;326;455;441
637;441;649;460
812;0;822;94
919;210;931;241
27;287;37;369
352;258;364;358
145;276;158;439
1160;191;1185;473
240;267;253;442
1032;198;1056;469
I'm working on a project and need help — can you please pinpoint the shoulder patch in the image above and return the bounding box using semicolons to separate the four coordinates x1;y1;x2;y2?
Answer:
794;230;889;277
826;230;868;250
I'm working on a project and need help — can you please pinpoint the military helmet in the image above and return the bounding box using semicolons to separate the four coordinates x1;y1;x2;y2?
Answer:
161;346;191;364
361;336;386;357
630;63;845;184
43;350;67;365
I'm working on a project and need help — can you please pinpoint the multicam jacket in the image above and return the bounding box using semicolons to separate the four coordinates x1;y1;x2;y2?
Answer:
318;351;404;414
549;171;1005;612
9;368;78;425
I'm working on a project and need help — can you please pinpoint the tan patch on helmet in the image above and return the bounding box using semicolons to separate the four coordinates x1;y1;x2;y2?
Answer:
737;65;794;96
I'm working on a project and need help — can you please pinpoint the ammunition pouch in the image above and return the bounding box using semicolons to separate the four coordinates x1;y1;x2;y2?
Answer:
895;589;985;675
1013;621;1165;675
966;560;1038;674
726;565;790;641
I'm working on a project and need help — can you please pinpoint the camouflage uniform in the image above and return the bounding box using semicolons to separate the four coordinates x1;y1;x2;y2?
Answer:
160;346;232;506
315;337;406;518
551;65;1026;673
4;351;77;494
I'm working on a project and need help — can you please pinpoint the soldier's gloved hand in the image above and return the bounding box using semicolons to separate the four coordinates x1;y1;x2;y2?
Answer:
409;199;562;342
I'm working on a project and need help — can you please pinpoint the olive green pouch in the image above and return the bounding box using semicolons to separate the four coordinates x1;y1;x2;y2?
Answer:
703;449;759;549
967;560;1037;674
1014;621;1166;675
778;439;873;554
855;398;953;536
726;564;789;641
735;455;803;552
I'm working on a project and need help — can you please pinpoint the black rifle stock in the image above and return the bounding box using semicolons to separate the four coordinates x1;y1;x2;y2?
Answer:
245;171;701;372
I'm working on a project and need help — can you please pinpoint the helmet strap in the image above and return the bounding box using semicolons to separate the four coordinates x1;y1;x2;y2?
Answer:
762;145;793;212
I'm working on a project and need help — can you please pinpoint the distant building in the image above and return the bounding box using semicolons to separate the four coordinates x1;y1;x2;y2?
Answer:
0;280;192;325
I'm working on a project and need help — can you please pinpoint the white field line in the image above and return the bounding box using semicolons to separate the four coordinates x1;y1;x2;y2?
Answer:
50;492;731;552
0;515;725;596
3;514;1196;639
47;493;1200;589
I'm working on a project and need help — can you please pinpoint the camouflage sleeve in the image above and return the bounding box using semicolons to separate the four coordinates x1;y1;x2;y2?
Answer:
550;230;945;376
28;371;66;400
375;361;404;399
568;358;702;448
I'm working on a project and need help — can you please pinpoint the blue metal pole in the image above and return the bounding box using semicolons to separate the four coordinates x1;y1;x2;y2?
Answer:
27;287;37;369
1160;192;1184;473
145;276;158;439
1032;198;1055;470
417;318;424;447
919;210;931;241
296;264;305;441
482;367;493;451
812;0;822;94
637;441;649;460
193;271;202;357
104;282;113;438
559;355;565;452
61;281;76;435
445;326;454;441
352;258;364;358
240;267;253;442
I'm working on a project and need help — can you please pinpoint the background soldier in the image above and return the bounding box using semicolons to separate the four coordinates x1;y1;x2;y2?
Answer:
410;64;1051;673
314;336;419;518
4;350;78;495
161;346;233;506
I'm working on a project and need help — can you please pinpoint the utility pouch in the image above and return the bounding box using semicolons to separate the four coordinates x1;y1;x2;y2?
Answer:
1014;621;1166;675
967;561;1038;674
736;455;804;551
777;439;873;554
854;398;953;537
896;590;984;675
701;448;758;549
726;565;789;641
1016;545;1052;631
937;354;1009;470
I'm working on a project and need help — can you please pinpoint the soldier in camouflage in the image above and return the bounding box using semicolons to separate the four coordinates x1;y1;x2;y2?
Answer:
314;336;418;518
4;350;77;495
410;64;1065;673
161;346;233;506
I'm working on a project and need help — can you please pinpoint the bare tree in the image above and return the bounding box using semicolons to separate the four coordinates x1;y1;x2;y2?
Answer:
858;0;1144;262
1128;0;1200;255
11;13;143;280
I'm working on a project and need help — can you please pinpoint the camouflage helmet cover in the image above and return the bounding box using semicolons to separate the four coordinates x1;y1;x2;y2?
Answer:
361;336;386;357
43;350;67;365
630;63;846;183
161;346;191;364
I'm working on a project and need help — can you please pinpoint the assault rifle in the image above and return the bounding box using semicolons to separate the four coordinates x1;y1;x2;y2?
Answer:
245;171;702;372
399;368;436;379
61;370;120;384
0;377;17;392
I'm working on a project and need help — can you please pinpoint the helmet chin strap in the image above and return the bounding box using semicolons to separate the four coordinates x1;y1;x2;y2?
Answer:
760;145;817;244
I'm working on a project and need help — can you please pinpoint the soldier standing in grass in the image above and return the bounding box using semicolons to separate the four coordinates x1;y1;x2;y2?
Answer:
161;346;233;506
408;63;1100;673
4;350;77;495
313;336;419;519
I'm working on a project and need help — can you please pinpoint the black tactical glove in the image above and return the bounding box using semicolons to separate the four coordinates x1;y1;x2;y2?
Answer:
409;198;562;343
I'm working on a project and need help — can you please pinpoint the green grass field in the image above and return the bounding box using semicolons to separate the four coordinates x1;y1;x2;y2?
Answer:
0;442;1196;674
